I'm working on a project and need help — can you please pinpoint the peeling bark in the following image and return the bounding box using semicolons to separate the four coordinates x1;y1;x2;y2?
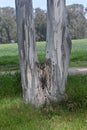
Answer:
15;0;71;107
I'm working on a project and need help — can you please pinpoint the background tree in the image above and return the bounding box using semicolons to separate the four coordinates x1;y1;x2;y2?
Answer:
67;4;87;39
34;8;46;41
0;7;17;43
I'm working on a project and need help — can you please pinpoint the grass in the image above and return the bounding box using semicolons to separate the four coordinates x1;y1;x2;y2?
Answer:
0;39;87;129
0;44;19;66
0;73;21;99
0;73;87;130
0;39;87;71
70;39;87;67
0;66;19;71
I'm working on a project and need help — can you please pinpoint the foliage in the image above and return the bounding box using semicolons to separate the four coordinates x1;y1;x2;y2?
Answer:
0;7;17;43
0;73;87;130
67;4;87;39
34;8;46;41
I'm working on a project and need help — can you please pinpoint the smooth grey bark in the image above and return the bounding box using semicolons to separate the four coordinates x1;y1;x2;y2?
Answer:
46;0;71;101
15;0;50;107
15;0;41;106
15;0;71;107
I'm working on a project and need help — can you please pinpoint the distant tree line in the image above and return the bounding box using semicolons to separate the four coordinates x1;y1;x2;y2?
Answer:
0;4;87;43
0;7;17;43
67;4;87;39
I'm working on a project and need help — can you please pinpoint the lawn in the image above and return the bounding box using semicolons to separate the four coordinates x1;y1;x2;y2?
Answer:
0;40;87;130
0;39;87;70
0;73;87;130
0;44;19;66
70;39;87;67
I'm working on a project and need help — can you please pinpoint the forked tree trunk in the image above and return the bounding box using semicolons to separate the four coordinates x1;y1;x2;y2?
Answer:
15;0;71;107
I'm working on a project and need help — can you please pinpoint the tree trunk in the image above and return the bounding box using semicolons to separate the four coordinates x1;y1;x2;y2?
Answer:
46;0;71;101
15;0;71;107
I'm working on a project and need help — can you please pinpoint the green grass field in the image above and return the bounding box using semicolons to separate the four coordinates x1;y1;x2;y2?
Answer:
70;39;87;66
0;73;87;130
0;39;87;70
0;44;19;66
0;39;87;129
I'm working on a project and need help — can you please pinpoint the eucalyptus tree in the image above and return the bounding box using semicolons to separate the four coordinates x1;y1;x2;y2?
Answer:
15;0;71;107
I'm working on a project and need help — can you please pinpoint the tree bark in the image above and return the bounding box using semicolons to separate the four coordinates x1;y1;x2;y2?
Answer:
15;0;71;107
15;0;40;106
46;0;71;101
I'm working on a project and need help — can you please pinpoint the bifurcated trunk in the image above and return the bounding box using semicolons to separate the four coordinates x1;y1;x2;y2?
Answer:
15;0;71;107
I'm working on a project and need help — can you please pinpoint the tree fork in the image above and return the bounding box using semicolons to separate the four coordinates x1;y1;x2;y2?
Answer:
15;0;71;107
